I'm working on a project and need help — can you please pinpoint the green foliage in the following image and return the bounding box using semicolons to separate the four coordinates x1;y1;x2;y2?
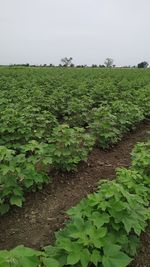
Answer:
0;67;150;266
136;86;150;116
91;79;117;106
46;124;95;171
89;106;121;148
116;168;150;204
0;67;149;151
0;67;149;165
0;139;150;266
0;106;58;147
88;100;144;149
111;101;144;133
41;139;150;267
0;144;50;215
43;179;145;266
131;140;150;176
64;96;93;127
0;125;94;214
0;246;42;267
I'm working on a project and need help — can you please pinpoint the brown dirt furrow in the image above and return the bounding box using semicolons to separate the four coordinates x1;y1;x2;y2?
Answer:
131;221;150;267
0;121;150;259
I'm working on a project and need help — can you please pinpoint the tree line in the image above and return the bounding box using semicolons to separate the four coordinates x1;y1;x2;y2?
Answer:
8;58;149;68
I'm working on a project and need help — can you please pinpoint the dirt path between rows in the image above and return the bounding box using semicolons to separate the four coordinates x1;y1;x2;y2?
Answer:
0;121;150;266
131;221;150;267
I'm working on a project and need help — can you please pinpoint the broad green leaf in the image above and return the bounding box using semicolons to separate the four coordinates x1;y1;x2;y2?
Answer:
102;253;132;267
43;257;60;267
103;245;132;267
18;256;39;267
67;250;80;265
91;249;102;265
43;245;59;258
103;244;121;256
10;196;23;207
57;238;73;252
11;246;41;257
80;249;90;267
91;212;110;227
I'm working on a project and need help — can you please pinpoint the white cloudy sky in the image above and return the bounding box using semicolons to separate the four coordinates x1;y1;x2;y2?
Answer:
0;0;149;66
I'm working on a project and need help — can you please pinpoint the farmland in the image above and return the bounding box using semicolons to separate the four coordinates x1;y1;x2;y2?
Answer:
0;67;150;267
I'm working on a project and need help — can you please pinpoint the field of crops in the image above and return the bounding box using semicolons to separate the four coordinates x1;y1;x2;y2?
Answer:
0;67;150;266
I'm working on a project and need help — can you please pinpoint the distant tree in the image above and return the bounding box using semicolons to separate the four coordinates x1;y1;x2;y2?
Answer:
137;61;149;68
61;57;73;67
76;65;87;68
104;58;114;68
99;64;105;68
23;63;29;67
91;64;97;68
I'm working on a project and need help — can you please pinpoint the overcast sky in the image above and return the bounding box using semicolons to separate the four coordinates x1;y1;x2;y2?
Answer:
0;0;149;66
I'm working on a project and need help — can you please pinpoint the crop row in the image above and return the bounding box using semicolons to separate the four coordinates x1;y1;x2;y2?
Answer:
0;138;150;266
0;68;150;148
0;68;150;214
0;104;145;215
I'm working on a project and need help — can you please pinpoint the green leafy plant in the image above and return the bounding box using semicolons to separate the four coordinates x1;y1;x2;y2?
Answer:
131;140;150;176
0;106;58;147
89;106;121;149
0;246;42;267
0;66;150;267
111;101;144;133
46;124;95;171
0;144;50;215
64;96;94;127
40;139;150;267
0;139;150;266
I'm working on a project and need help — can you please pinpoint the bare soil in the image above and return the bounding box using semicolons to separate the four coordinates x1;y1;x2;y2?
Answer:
131;221;150;267
0;121;150;266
